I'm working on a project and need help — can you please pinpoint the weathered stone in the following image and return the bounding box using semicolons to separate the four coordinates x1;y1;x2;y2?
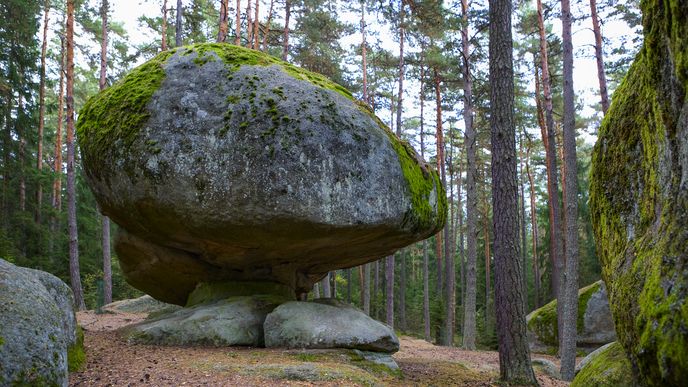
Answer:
526;280;616;353
589;1;688;385
531;358;560;380
0;258;82;386
264;299;399;353
351;349;399;371
77;43;446;305
575;341;615;375
571;342;636;387
103;294;181;315
126;294;286;347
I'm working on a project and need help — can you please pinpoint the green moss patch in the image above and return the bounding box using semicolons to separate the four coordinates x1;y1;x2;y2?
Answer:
67;326;85;372
571;342;635;387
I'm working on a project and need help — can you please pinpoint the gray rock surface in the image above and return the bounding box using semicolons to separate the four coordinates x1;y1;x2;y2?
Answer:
531;358;561;380
0;258;78;386
264;298;399;353
351;349;399;371
104;294;181;315
77;43;445;305
126;295;283;346
580;282;616;346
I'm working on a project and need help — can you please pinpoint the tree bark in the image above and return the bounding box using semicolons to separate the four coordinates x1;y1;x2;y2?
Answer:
373;259;380;319
525;138;541;308
419;60;431;342
281;0;290;60
261;0;274;51
536;0;564;308
434;68;444;296
53;37;65;214
461;0;477;351
67;0;85;311
235;0;241;45
399;253;407;331
100;0;113;306
519;134;528;308
36;1;50;224
217;0;229;42
162;0;168;50
246;0;253;48
385;254;394;327
360;0;368;103
489;0;537;382
346;268;352;303
483;197;491;330
175;0;182;46
252;0;259;49
589;0;609;114
560;0;579;379
18;91;25;213
321;272;331;298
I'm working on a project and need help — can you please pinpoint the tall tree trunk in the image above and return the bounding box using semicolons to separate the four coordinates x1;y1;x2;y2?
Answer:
560;0;579;379
281;0;290;60
483;198;491;329
321;272;331;298
235;0;241;45
454;144;465;335
526;138;541;308
67;0;85;311
399;253;407;331
53;37;65;214
261;0;274;51
360;0;368;103
245;0;253;48
489;0;537;381
589;0;609;114
419;60;431;342
162;0;168;50
252;0;259;49
373;259;380;319
217;0;229;42
536;0;564;309
395;1;405;138
385;254;394;327
434;68;444;296
175;0;182;46
461;0;478;351
519;134;528;308
100;0;113;305
36;1;50;224
313;282;320;299
443;128;455;347
18;91;25;213
346;268;352;303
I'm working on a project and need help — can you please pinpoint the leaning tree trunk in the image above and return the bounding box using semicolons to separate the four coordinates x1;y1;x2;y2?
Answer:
461;0;478;351
536;0;564;314
100;0;113;305
589;0;609;114
36;1;50;224
66;0;85;311
559;0;580;379
489;0;537;382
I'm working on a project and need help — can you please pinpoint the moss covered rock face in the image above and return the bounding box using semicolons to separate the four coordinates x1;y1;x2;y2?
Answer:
589;1;688;385
526;280;616;353
571;342;635;387
77;43;445;306
0;258;83;386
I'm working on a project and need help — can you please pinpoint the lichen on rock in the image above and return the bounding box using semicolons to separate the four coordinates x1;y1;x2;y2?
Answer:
589;1;688;385
571;342;635;387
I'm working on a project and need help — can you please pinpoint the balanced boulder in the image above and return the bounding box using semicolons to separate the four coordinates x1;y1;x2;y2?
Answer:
77;43;446;306
589;1;688;385
0;258;83;386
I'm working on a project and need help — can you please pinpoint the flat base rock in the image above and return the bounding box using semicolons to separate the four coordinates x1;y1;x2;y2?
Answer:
264;298;399;353
125;295;284;347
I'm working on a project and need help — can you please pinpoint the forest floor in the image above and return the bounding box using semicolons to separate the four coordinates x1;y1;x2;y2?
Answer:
70;310;570;387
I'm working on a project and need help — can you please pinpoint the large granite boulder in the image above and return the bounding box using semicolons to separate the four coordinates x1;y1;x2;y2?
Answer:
589;1;687;385
77;43;445;306
526;280;616;353
264;299;399;353
571;342;635;387
0;258;84;386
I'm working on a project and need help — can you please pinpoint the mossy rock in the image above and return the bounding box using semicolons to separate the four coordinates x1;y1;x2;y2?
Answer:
571;342;636;387
589;1;688;385
526;280;616;351
77;43;445;305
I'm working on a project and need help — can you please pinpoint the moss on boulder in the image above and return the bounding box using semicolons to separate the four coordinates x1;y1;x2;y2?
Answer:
571;342;635;387
589;1;688;385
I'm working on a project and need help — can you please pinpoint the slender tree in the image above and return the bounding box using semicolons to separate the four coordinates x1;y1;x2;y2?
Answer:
536;0;564;307
282;0;290;60
525;135;541;307
66;0;85;310
35;1;50;224
419;54;431;342
489;0;537;382
395;0;407;333
433;67;444;298
100;0;113;305
461;0;477;351
218;0;229;42
363;262;371;314
162;0;168;50
559;0;580;379
589;0;609;114
53;37;65;214
385;254;394;327
245;0;253;47
235;0;241;45
261;0;274;51
175;0;182;46
252;0;259;49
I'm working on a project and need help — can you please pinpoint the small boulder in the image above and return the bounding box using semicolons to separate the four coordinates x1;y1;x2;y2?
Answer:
103;294;181;315
264;299;399;353
0;258;83;386
526;280;616;353
126;294;285;347
571;341;635;387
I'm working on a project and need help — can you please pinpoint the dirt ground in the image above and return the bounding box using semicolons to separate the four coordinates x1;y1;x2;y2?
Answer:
70;311;570;387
